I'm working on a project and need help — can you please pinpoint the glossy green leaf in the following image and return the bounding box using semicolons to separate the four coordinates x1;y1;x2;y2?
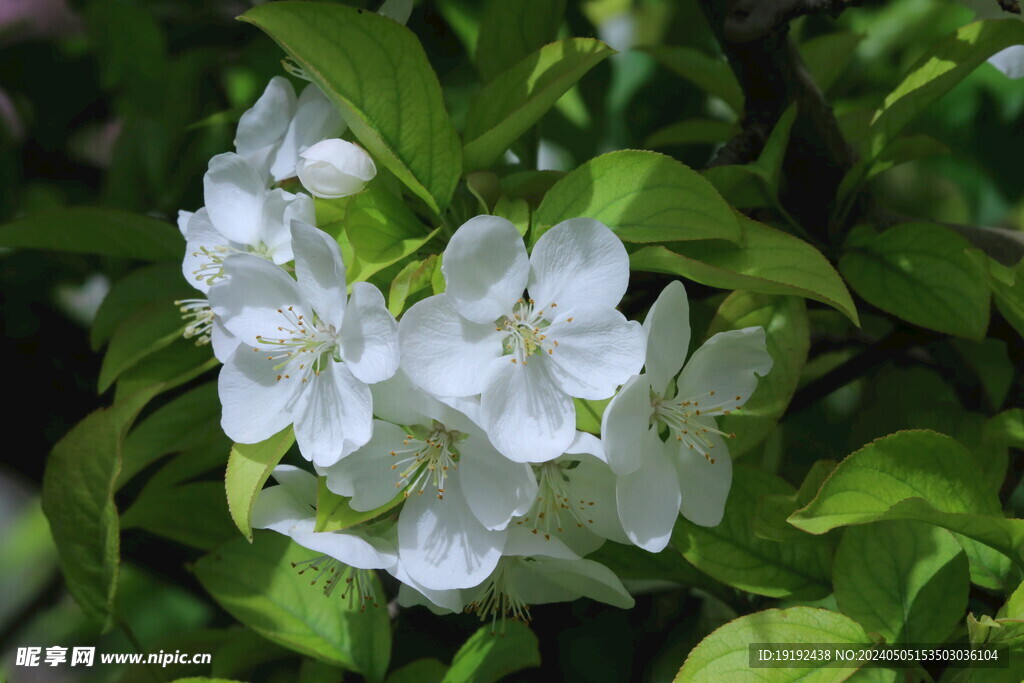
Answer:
533;150;739;244
789;430;1024;586
91;262;191;350
673;465;834;600
441;622;540;683
475;0;566;82
388;255;440;317
41;386;162;630
631;214;858;324
840;223;990;339
0;207;183;261
241;2;461;214
98;301;187;393
675;607;870;681
225;429;295;542
339;186;439;284
464;38;614;171
707;293;809;456
866;19;1024;161
645;118;738;149
122;481;236;550
194;532;391;679
834;520;969;643
644;46;743;114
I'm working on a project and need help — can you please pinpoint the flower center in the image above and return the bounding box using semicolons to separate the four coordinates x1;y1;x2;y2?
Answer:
175;298;214;346
191;242;273;286
292;555;378;611
465;558;531;632
652;389;741;463
516;460;596;539
388;421;462;499
253;306;339;384
497;298;563;365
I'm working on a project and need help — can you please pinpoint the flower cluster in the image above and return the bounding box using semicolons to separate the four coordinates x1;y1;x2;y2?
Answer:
175;73;773;625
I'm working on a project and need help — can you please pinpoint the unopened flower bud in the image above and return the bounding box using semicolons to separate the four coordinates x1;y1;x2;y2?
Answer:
296;139;376;199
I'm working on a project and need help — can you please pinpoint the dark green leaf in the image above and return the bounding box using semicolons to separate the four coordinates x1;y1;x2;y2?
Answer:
441;622;540;683
475;0;567;82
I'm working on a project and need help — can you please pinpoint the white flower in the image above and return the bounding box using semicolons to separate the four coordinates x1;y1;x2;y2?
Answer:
235;76;344;183
252;465;397;608
512;431;629;557
319;371;537;591
399;216;646;463
990;45;1024;79
182;152;314;294
210;220;400;466
601;281;772;552
296;138;376;199
396;529;634;626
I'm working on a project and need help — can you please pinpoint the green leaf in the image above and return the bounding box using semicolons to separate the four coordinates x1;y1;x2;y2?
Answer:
225;429;295;542
122;481;236;550
834;520;969;643
463;38;614;171
119;382;222;488
573;397;609;435
315;477;403;533
707;293;809;456
754;460;839;543
475;0;566;82
675;607;870;681
799;31;864;92
98;301;187;393
631;214;859;324
533;150;739;244
0;207;183;261
91;263;191;350
673;465;834;600
644;46;743;114
839;223;990;339
867;134;951;181
441;622;540;683
969;252;1024;340
340;186;439;284
388;255;440;317
866;19;1024;162
113;342;219;404
645;118;738;150
41;386;162;630
241;2;461;214
789;430;1024;587
494;196;530;237
194;532;391;679
387;659;448;683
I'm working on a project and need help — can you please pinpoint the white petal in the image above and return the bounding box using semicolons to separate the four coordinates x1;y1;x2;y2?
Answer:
643;281;691;394
209;254;303;345
370;370;453;427
615;433;681;552
600;374;654;475
340;282;400;385
398;479;505;590
269;82;344;182
504;526;580;559
399;294;504;397
990;45;1024;80
510;556;634;609
565;431;606;462
459;438;537;530
290;522;398;570
218;344;299;444
567;454;630;544
204;152;267;246
177;209;194;238
378;0;413;25
319;420;409;511
269;464;318;507
672;423;732;526
259;189;313;264
251;484;310;535
442;215;528;324
297;138;376;199
674;326;773;413
210;316;240;364
481;358;575;463
291;220;347;329
394;566;465;613
527;218;629;314
294;362;373;467
544;308;645;400
182;208;231;294
235;76;296;178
